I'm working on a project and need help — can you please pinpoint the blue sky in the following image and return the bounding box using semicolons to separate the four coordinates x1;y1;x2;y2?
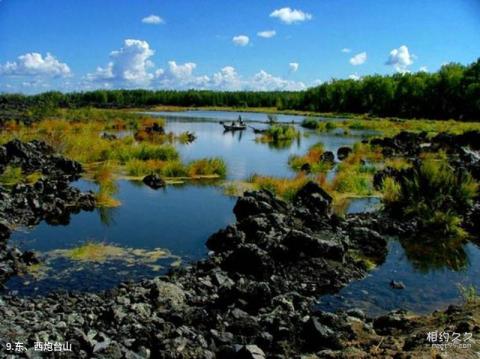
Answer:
0;0;479;93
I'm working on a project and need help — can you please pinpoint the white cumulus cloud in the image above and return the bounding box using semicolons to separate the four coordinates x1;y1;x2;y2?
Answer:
210;66;242;90
141;15;164;25
270;7;312;24
419;66;428;72
232;35;250;46
386;45;414;73
349;52;367;66
87;39;155;86
341;48;351;53
349;73;361;80
257;30;276;38
0;52;71;77
167;61;197;78
289;62;299;72
248;70;305;91
154;61;211;89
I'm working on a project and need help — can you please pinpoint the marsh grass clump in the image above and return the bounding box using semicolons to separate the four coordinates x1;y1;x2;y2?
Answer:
65;242;125;262
382;157;478;237
93;162;121;207
301;118;337;131
248;174;309;201
458;284;479;304
381;176;401;203
0;166;23;185
125;143;179;162
187;158;227;177
125;157;226;178
288;143;333;173
332;162;376;196
335;117;480;137
0;165;43;186
383;157;412;170
329;142;383;196
258;125;300;143
125;159;164;176
160;161;188;177
301;117;320;129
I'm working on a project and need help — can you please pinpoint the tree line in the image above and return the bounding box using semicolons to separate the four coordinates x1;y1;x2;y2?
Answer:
1;58;479;121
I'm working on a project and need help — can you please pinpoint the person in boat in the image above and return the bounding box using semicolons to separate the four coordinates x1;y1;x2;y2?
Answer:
238;115;244;125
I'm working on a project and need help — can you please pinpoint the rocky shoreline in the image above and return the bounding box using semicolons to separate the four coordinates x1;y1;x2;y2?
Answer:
0;135;479;358
0;140;96;286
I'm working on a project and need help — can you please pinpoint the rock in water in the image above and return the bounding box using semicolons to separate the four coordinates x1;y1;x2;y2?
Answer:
143;174;166;189
233;190;288;221
300;162;311;173
390;280;406;289
320;151;335;164
337;146;352;161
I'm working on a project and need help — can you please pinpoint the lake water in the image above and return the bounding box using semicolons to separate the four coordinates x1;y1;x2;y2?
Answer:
4;110;480;316
158;113;373;180
317;240;480;315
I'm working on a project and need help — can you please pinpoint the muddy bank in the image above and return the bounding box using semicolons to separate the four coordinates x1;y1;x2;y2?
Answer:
0;140;96;286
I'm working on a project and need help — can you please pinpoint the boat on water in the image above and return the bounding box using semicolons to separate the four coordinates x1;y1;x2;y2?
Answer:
220;115;247;131
222;123;247;131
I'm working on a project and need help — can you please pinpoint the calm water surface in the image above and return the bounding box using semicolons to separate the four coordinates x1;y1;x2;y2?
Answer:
317;240;480;315
5;110;480;316
158;113;374;180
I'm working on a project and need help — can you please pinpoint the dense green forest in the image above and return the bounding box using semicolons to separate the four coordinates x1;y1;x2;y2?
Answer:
1;58;479;121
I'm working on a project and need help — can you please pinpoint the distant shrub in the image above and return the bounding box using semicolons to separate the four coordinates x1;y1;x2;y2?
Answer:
301;118;337;132
301;118;319;129
348;120;366;130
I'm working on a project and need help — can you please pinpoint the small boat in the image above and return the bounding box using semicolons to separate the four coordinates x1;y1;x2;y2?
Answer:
222;123;247;131
219;119;247;131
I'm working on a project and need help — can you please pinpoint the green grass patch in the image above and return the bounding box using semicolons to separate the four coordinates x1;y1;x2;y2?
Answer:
0;166;23;185
459;284;479;304
383;157;478;237
316;121;338;132
332;162;376;196
187;158;227;177
248;174;309;201
288;142;333;173
93;162;121;207
258;125;300;143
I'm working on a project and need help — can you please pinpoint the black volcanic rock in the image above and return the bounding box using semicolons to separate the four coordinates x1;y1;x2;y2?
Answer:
143;174;166;189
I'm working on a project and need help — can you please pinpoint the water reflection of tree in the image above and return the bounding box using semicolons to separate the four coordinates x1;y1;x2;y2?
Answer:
400;236;469;272
97;207;117;227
